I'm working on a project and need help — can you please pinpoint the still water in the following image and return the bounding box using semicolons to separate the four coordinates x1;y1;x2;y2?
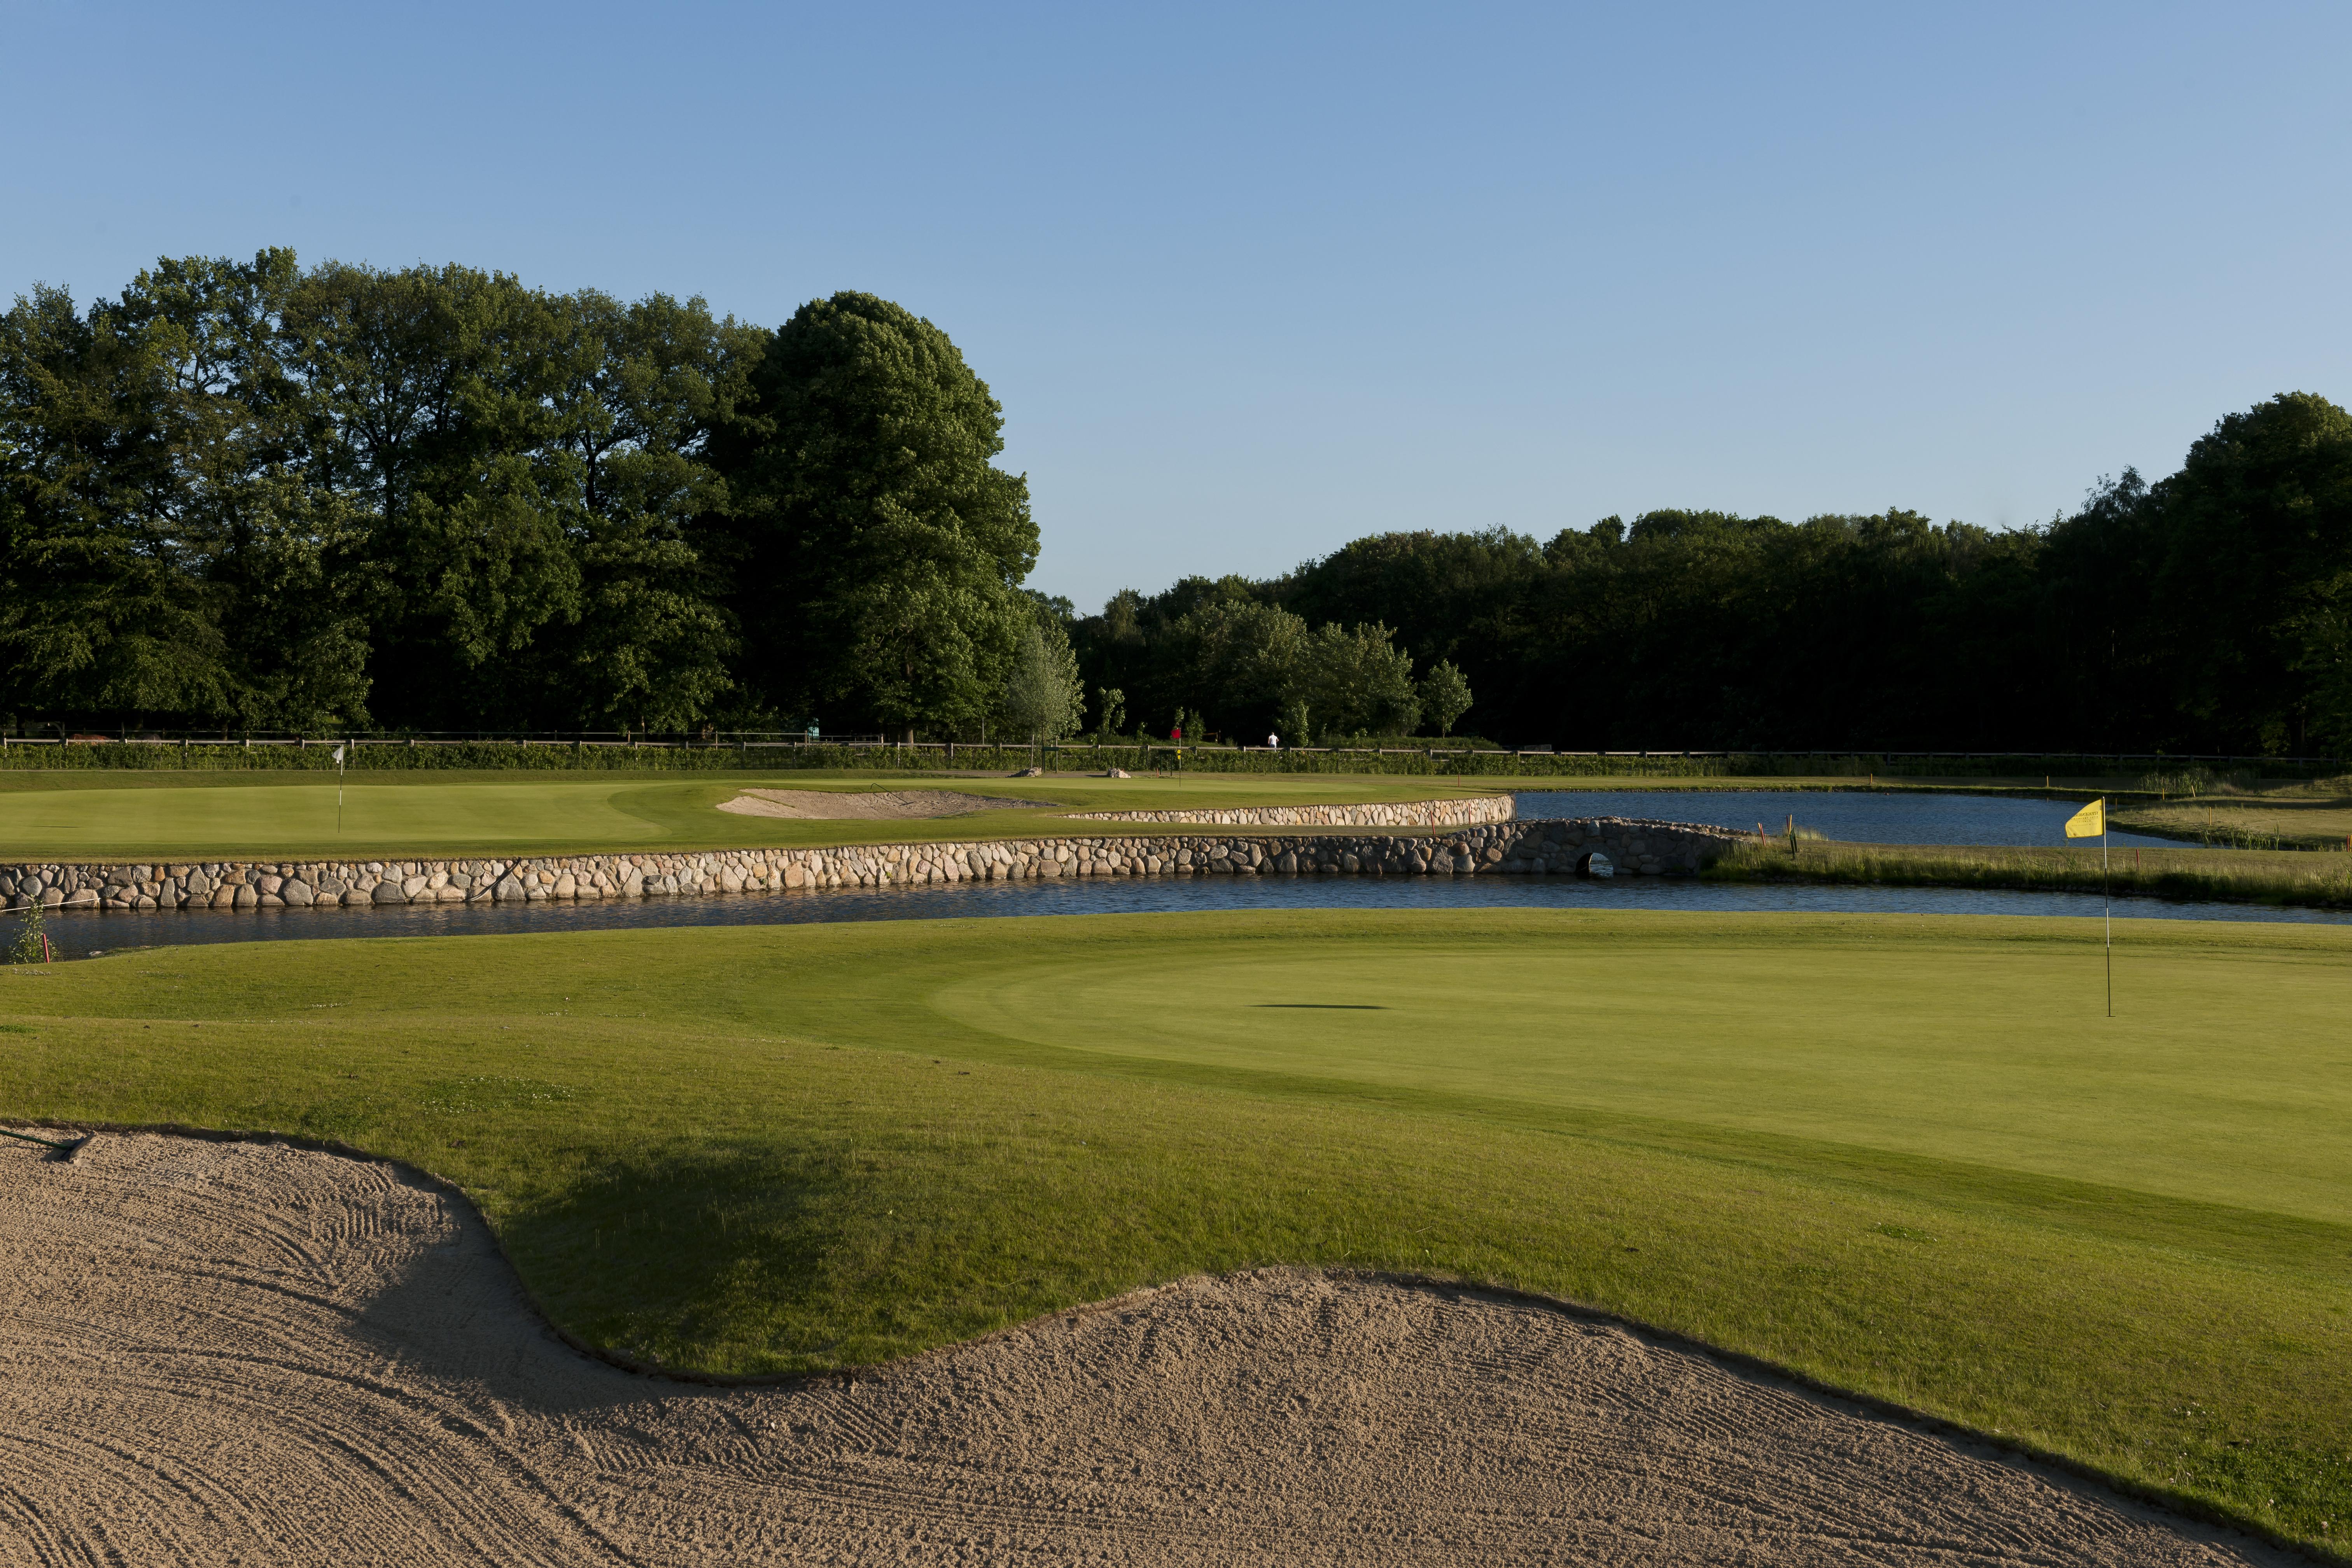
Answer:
49;871;2346;960
1514;789;2186;848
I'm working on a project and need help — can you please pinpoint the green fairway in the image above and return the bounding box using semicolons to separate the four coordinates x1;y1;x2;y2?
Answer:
2;906;2347;1550
0;770;1499;860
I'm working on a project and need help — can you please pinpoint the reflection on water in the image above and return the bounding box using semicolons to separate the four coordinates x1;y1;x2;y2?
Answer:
1513;789;2188;848
51;871;2350;959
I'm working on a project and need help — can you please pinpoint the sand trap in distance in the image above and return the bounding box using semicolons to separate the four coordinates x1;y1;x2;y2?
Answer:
715;788;1040;820
0;1130;2289;1567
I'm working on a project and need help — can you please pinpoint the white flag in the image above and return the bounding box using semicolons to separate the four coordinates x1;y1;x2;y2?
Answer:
331;745;345;765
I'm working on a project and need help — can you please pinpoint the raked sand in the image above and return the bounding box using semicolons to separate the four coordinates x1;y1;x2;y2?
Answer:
0;1130;2291;1566
715;788;1039;820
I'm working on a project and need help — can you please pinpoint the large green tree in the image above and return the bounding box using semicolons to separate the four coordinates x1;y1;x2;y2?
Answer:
0;252;371;728
135;251;373;729
0;276;233;723
532;289;761;731
714;292;1036;739
2144;393;2352;753
283;261;584;728
1;252;766;733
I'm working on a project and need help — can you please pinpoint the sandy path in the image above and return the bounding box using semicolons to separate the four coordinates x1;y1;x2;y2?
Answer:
0;1132;2290;1567
715;789;1040;820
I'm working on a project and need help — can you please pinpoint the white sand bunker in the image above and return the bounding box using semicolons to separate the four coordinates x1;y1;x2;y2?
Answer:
0;1131;2289;1567
716;788;1039;820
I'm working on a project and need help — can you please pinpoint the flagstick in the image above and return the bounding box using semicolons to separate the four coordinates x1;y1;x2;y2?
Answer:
2062;795;2113;1017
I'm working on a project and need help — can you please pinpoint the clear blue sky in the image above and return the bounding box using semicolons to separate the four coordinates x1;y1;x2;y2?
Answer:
7;1;2347;611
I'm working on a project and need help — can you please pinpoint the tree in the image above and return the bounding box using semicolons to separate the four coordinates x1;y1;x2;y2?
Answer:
0;278;238;723
1001;615;1083;748
284;259;584;727
131;252;373;729
2144;392;2352;753
1161;595;1311;738
1418;658;1472;736
2288;581;2352;754
1300;621;1419;737
1276;696;1311;748
1273;527;1537;736
715;292;1036;740
535;288;760;730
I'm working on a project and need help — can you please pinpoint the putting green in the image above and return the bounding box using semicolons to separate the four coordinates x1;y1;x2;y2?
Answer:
931;922;2352;1225
4;907;2349;1547
0;770;1500;860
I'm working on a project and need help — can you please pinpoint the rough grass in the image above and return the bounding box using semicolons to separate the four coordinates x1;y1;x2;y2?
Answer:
0;770;1503;861
2114;795;2352;851
3;907;2348;1554
1709;835;2352;910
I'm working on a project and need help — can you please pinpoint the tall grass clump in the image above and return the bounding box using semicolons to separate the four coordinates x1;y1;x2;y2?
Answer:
1708;837;2352;910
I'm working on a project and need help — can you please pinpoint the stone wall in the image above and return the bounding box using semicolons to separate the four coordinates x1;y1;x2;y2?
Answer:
1064;795;1514;828
1;817;1747;914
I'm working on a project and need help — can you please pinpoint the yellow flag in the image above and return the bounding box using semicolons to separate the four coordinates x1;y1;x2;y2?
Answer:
2064;798;2106;838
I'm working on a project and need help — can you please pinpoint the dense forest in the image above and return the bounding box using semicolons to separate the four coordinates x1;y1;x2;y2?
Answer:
0;251;1035;740
5;252;2349;754
1083;387;2352;757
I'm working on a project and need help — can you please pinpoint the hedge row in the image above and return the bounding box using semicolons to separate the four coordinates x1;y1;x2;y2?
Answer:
0;739;2333;780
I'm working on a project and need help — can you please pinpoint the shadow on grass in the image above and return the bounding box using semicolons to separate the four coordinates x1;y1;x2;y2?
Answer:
500;1138;858;1372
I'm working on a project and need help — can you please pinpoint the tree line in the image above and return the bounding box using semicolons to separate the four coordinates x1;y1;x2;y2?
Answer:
5;251;2347;753
1073;391;2352;756
0;251;1036;738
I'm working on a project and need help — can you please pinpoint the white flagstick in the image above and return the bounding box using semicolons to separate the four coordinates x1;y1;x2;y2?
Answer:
333;743;346;833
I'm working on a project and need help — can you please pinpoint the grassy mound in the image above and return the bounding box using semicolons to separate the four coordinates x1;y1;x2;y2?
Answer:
4;908;2347;1552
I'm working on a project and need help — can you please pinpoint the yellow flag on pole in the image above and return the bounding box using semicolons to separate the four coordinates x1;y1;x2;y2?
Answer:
2064;798;2105;838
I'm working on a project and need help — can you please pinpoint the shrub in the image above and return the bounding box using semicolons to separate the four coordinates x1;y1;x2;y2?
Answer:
4;903;47;966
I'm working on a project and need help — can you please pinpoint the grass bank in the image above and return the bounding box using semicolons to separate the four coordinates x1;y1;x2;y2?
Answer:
3;908;2347;1554
2112;794;2352;851
0;771;1502;861
1709;835;2352;910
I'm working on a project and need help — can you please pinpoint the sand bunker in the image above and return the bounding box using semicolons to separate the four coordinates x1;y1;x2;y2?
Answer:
0;1130;2289;1567
716;788;1038;821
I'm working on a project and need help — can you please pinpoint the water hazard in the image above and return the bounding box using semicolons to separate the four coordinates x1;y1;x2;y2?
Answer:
48;871;2349;960
1512;789;2186;848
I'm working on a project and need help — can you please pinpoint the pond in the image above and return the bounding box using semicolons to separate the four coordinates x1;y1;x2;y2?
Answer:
45;870;2348;960
1513;789;2185;848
